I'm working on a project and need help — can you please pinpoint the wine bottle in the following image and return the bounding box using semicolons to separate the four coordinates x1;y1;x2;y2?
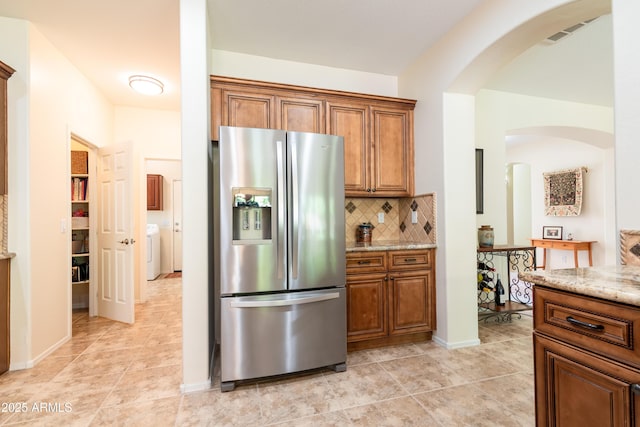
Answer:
495;273;505;306
477;262;495;271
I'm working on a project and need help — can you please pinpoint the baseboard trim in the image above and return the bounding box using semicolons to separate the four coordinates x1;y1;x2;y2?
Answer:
181;380;212;394
432;335;481;350
9;334;71;371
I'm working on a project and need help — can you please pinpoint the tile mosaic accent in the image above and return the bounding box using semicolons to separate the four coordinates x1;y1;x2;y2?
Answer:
424;222;432;235
345;201;356;214
345;193;436;244
399;194;436;244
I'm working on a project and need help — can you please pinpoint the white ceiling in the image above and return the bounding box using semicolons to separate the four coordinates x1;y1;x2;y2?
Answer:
0;0;612;111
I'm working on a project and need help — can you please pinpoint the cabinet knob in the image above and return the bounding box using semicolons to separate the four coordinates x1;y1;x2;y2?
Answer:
632;384;640;395
366;188;372;192
371;188;376;192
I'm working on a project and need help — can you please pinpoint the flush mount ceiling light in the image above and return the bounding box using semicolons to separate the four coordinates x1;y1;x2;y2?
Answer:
128;75;164;95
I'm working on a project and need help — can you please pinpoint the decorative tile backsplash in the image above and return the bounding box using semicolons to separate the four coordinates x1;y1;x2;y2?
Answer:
345;193;436;244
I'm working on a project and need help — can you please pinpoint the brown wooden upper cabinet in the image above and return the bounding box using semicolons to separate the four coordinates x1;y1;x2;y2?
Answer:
211;76;415;197
147;174;163;211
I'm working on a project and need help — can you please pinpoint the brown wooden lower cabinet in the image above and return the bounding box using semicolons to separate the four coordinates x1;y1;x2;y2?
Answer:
346;249;435;351
0;258;10;375
533;286;640;426
534;333;640;427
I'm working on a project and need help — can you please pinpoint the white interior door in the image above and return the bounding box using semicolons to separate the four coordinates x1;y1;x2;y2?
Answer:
173;179;182;271
97;143;135;324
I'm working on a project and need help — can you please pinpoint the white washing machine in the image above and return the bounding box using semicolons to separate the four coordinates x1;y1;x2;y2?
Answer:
146;224;161;280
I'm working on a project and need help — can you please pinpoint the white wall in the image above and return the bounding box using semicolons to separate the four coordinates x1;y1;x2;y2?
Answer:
212;50;398;98
2;17;32;367
508;163;532;245
4;20;114;368
612;0;640;237
114;107;181;160
146;159;182;274
180;0;211;392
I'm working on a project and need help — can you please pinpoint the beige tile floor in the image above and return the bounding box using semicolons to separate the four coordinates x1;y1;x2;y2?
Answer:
0;277;535;426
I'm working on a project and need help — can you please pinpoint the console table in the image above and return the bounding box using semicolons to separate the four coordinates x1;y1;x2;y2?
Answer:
530;238;595;270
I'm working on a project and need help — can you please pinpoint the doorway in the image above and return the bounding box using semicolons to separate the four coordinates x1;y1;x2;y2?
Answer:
173;179;182;272
70;135;97;316
145;159;182;276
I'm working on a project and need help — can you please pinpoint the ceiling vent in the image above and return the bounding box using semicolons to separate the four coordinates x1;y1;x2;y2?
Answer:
542;17;598;44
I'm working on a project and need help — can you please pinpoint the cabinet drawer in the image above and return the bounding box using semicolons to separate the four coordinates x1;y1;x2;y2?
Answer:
388;249;432;271
556;242;573;249
346;252;387;274
534;286;640;368
533;239;553;248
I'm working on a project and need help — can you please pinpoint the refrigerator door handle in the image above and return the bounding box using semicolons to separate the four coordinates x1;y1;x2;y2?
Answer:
229;292;340;308
290;140;299;279
276;139;286;280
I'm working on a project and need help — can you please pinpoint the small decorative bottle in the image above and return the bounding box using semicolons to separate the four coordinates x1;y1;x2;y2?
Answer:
495;273;505;306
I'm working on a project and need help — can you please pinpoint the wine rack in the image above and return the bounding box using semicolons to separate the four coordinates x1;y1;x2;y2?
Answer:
477;245;536;322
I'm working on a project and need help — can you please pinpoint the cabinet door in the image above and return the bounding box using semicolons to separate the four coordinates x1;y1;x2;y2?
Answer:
346;272;388;342
327;102;370;195
388;269;434;335
371;106;413;196
0;259;9;375
534;333;640;427
222;90;276;130
278;96;325;133
146;174;163;211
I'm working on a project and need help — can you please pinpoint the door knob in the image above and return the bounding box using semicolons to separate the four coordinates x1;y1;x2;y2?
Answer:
118;238;129;245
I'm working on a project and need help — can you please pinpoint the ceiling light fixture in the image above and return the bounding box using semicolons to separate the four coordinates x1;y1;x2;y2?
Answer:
128;75;164;95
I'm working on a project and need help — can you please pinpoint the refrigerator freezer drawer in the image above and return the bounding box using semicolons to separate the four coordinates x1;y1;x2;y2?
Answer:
220;288;346;385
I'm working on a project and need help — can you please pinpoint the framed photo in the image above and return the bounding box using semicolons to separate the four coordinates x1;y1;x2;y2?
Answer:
620;229;640;266
542;226;563;240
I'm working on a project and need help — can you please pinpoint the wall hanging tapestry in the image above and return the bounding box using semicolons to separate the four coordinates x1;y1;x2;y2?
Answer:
544;167;584;216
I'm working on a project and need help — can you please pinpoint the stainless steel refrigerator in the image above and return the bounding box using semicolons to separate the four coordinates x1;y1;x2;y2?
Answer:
213;126;346;392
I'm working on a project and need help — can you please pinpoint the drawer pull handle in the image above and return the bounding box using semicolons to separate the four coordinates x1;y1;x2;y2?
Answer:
632;384;640;395
404;258;417;262
566;316;605;331
357;260;371;265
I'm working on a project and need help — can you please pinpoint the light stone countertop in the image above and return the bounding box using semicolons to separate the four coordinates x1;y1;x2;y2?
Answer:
520;265;640;307
0;252;15;260
346;240;437;252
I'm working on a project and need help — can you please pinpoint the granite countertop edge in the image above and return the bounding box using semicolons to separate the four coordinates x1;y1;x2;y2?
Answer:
0;252;16;260
346;241;437;252
520;265;640;307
